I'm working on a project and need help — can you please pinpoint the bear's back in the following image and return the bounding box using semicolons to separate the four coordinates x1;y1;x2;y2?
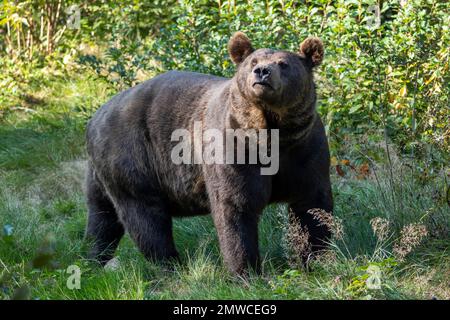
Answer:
86;71;230;214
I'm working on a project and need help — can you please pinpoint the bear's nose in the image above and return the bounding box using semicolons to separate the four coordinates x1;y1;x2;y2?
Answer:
253;66;271;81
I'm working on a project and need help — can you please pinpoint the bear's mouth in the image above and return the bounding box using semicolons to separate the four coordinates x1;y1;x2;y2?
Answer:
253;81;273;90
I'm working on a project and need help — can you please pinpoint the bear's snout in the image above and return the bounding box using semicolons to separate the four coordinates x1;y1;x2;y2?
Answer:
251;64;278;92
253;65;272;81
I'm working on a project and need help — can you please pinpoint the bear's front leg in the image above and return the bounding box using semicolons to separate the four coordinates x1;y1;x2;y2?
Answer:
204;164;271;275
288;180;333;263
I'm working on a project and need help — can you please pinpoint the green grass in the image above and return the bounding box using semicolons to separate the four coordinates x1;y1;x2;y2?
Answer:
0;72;449;300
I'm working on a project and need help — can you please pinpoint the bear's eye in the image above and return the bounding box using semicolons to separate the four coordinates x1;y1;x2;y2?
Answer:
278;61;289;69
251;58;258;67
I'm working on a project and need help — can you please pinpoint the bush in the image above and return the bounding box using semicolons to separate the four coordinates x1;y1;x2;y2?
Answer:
73;0;449;161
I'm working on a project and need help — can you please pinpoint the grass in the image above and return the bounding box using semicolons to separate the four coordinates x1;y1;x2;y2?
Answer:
0;71;449;300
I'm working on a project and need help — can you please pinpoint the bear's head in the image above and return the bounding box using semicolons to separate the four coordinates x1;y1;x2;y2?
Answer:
228;32;323;112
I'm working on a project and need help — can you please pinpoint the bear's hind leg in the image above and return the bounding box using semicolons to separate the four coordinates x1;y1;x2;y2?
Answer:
115;196;179;263
86;167;125;265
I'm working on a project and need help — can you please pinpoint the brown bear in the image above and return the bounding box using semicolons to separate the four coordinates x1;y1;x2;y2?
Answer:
85;32;333;275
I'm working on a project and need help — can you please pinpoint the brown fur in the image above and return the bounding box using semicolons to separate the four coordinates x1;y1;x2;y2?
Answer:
299;37;324;67
227;32;255;64
85;32;332;275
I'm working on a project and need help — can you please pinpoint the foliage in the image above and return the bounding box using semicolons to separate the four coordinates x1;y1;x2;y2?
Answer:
2;1;448;157
73;0;450;157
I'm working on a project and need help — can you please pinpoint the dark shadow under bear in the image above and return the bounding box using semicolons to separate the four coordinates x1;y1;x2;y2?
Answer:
85;32;333;275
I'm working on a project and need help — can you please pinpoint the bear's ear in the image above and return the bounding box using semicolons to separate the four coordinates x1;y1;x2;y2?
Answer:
299;37;324;68
228;32;254;64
